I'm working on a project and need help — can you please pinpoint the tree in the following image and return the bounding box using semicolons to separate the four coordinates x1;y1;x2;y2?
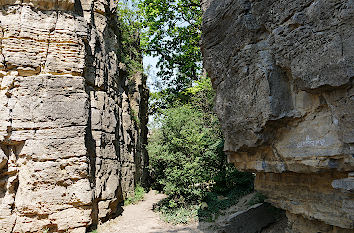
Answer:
147;78;254;222
148;77;254;200
147;78;223;203
117;0;144;75
131;0;255;223
139;0;202;91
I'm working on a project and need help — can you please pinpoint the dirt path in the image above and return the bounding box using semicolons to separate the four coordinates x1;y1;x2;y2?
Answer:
97;191;285;233
98;190;214;233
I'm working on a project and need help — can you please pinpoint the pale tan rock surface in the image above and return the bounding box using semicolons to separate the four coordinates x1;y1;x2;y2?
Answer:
202;0;353;232
0;0;148;232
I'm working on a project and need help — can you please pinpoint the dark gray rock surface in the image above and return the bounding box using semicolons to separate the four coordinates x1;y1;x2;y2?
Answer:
222;203;277;233
202;0;354;232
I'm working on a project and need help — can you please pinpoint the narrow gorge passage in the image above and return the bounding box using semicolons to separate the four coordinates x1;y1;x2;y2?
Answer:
0;0;352;232
98;191;213;233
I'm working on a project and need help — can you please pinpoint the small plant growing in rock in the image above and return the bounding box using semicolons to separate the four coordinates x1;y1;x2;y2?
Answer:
130;108;140;125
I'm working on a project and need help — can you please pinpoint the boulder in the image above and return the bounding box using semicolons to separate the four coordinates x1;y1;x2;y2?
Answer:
222;203;277;233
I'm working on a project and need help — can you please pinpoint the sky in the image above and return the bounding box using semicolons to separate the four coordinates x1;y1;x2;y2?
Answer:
143;55;160;128
143;55;162;92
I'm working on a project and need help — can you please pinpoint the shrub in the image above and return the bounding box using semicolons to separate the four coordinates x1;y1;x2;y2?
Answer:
157;202;199;224
124;185;146;205
148;77;254;223
198;185;253;222
148;104;223;204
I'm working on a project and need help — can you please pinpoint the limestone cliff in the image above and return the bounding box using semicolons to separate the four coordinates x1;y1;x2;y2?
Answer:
0;0;148;232
202;0;353;232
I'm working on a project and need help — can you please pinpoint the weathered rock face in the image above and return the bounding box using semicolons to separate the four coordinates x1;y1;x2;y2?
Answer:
202;0;353;232
0;0;148;232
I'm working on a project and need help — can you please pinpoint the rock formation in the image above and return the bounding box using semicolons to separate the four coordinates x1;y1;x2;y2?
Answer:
0;0;148;232
202;0;353;232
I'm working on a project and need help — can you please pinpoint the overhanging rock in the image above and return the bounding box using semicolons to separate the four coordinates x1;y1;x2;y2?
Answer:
201;0;354;232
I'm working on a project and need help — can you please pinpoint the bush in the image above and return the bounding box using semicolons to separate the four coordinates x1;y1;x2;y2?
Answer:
157;202;199;224
213;164;255;193
198;185;253;222
148;104;223;204
124;186;146;205
148;77;254;223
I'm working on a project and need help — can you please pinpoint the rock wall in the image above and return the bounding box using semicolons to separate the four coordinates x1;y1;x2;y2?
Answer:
0;0;148;232
202;0;353;232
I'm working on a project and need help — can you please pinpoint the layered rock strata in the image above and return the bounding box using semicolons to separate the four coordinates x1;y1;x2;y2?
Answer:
0;0;148;232
202;0;353;232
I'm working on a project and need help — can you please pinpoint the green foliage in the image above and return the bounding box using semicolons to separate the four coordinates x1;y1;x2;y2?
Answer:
130;108;141;125
247;192;267;206
148;78;220;212
149;75;215;114
148;78;254;223
148;104;222;203
139;0;202;90
136;0;254;224
89;230;98;233
138;0;204;113
117;0;144;75
157;203;199;224
198;178;254;222
124;185;146;205
212;164;255;194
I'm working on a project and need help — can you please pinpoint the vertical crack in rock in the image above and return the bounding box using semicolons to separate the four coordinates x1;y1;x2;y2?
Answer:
0;26;7;71
0;0;149;232
0;140;24;233
85;84;99;229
